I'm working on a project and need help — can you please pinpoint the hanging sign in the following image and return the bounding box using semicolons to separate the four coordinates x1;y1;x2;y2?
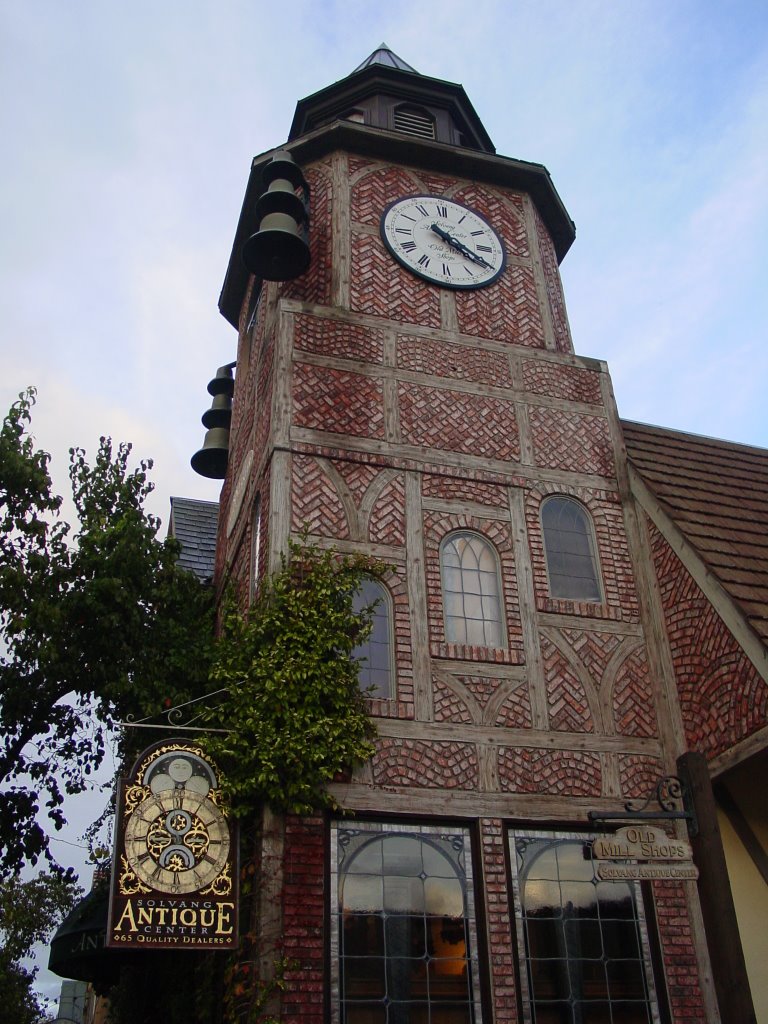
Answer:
107;739;239;950
592;826;698;881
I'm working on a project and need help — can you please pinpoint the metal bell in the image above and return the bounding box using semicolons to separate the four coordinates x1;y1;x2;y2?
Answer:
191;364;235;480
242;151;311;281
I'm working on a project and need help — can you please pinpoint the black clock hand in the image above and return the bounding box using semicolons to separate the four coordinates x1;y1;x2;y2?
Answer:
430;223;493;269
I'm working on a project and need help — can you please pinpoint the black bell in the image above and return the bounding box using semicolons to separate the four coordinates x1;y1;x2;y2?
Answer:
191;364;235;480
242;150;311;281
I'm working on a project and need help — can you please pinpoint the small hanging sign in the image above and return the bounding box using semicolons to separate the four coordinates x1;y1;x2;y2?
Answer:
592;826;698;881
107;739;239;950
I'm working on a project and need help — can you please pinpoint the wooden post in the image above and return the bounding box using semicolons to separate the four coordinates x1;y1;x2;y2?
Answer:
677;751;756;1024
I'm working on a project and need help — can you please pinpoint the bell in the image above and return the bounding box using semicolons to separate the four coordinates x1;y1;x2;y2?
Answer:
242;150;311;281
191;363;235;479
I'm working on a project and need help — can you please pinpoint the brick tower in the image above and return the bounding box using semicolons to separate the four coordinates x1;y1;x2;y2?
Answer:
214;46;722;1024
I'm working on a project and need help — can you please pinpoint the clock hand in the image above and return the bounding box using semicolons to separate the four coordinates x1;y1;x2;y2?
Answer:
430;223;493;269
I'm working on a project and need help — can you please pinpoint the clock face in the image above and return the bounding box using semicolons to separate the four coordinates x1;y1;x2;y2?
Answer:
125;788;230;895
380;195;506;289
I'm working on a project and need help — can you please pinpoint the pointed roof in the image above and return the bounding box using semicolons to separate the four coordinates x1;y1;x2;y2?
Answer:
351;43;417;75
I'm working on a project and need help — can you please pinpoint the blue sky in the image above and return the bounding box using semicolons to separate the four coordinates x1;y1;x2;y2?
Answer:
2;0;768;1007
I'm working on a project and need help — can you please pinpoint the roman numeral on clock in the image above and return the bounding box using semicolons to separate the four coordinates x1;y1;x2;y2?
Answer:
418;254;430;267
415;204;429;217
435;204;448;218
401;241;417;252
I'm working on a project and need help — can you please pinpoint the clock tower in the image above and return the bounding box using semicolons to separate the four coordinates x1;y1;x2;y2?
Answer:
212;46;716;1024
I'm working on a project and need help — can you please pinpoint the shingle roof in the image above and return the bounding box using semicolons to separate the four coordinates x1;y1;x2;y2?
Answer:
168;497;219;582
622;419;768;645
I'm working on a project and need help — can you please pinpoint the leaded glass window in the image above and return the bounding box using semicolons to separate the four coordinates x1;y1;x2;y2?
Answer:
510;834;660;1024
352;578;392;699
541;497;602;602
440;532;504;648
332;823;482;1024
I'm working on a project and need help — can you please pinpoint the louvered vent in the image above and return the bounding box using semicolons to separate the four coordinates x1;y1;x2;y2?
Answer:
393;106;435;140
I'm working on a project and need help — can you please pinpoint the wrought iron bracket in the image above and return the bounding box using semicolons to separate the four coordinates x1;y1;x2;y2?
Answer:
588;774;698;837
118;688;231;734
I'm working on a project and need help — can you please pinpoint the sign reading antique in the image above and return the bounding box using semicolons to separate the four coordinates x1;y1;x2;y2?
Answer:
107;739;238;950
592;826;698;881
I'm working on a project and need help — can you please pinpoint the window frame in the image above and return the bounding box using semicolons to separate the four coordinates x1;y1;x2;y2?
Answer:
351;576;394;700
330;820;485;1024
540;495;603;603
439;530;506;650
508;829;665;1024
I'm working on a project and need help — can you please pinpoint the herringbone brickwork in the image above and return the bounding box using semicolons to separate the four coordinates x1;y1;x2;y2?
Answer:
351;165;422;226
522;358;602;404
612;646;659;737
497;747;602;795
291;455;349;538
452;184;529;260
648;520;768;757
540;633;595;732
349;233;442;327
370;738;478;788
533;204;573;353
397;332;513;386
368;474;406;545
331;460;381;507
294;313;385;364
530;407;614;476
399;382;519;460
455;263;545;346
422;473;508;507
282;164;332;306
293;363;385;439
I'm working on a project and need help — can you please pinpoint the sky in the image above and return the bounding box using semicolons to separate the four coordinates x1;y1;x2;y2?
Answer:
2;0;768;1010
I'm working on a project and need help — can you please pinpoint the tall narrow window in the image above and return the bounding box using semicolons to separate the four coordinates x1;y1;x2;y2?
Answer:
352;578;392;699
541;497;601;602
249;495;261;601
440;532;504;648
510;834;660;1024
332;823;483;1024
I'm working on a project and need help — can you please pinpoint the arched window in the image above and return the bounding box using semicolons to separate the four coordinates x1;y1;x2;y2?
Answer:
440;532;504;648
334;824;480;1023
541;497;601;602
352;578;392;699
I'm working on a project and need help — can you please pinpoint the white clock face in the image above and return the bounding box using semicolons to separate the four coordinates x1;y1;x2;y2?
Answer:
125;789;230;894
380;195;506;289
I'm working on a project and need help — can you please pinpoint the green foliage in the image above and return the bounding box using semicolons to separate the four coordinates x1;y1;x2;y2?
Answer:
202;540;382;817
0;390;215;877
0;870;82;1024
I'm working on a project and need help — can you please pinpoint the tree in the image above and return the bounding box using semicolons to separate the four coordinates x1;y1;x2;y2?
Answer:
0;390;214;877
0;870;82;1024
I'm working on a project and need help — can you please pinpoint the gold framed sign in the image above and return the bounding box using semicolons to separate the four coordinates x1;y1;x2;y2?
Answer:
107;739;238;950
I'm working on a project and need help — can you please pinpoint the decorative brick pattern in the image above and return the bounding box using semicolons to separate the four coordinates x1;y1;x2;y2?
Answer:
419;172;459;194
282;165;332;306
294;313;385;364
455;263;545;347
560;628;622;680
612;646;659;737
479;819;519;1024
368;474;406;545
331;460;381;507
497;747;602;795
533;204;573;354
349;233;442;327
282;815;325;1024
422;473;508;507
452;184;529;260
541;633;595;732
423;511;524;663
522;358;602;404
397;332;513;386
649;521;768;757
525;484;641;622
618;753;665;798
652;881;708;1023
291;455;349;538
529;407;614;476
370;738;478;789
351;165;421;226
399;382;519;460
293;363;385;439
433;675;473;724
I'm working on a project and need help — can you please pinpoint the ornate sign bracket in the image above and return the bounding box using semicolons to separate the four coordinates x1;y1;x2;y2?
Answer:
119;688;231;734
588;774;699;838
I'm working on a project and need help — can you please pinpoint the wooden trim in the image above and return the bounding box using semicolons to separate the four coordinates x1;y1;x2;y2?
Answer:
709;723;768;776
715;782;768;886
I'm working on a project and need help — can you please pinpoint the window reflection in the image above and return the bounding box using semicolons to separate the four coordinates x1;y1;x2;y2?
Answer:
352;578;392;699
541;497;601;602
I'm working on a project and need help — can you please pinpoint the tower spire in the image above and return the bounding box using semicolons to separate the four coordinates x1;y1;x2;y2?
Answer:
351;43;418;75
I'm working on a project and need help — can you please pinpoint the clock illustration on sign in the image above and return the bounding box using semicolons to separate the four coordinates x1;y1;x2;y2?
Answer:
124;754;230;894
380;195;506;289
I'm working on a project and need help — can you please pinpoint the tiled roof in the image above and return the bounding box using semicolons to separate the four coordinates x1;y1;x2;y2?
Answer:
622;420;768;645
168;497;219;582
